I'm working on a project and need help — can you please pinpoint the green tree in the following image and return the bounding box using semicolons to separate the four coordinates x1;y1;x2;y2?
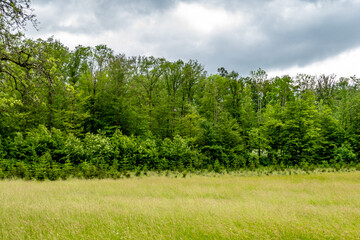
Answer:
282;90;320;166
133;56;164;132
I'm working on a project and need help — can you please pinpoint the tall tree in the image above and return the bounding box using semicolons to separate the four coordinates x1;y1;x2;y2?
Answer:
33;38;69;132
1;0;38;76
163;60;184;136
134;56;164;132
249;68;268;158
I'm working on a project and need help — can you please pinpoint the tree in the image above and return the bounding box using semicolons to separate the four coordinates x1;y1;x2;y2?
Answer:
316;74;336;108
78;45;114;133
249;68;268;158
199;74;227;126
182;60;205;106
163;60;184;137
0;1;43;134
105;54;133;133
0;0;37;33
59;45;92;136
1;0;38;74
133;56;164;132
33;38;69;132
282;90;319;166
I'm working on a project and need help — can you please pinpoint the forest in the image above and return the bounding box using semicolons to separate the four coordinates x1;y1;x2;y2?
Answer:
1;0;360;180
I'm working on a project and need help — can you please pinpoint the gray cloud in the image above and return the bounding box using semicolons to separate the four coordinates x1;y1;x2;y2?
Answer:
28;0;360;75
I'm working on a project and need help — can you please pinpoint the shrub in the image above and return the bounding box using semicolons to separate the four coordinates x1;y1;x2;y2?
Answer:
111;130;137;169
13;161;28;179
63;134;85;164
248;153;260;170
213;159;223;173
60;158;74;180
83;133;113;166
48;162;61;181
200;144;229;169
34;153;51;181
333;142;357;164
108;159;121;179
135;137;159;170
159;135;198;171
78;161;97;179
7;132;36;162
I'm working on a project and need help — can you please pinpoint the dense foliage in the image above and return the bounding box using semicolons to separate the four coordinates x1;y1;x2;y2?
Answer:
1;0;359;179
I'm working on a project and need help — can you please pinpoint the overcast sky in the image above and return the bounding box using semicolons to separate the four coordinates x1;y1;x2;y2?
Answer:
27;0;360;77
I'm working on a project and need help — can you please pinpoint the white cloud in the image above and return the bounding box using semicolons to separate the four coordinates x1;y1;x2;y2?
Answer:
268;46;360;78
58;13;97;28
173;2;244;34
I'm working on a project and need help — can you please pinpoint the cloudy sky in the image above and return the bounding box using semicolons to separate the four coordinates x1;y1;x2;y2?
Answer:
27;0;360;77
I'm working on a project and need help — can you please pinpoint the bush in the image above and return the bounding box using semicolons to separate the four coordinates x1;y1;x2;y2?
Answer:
213;159;223;173
356;163;360;171
83;133;113;166
34;152;51;181
159;135;198;171
248;153;260;170
200;145;229;169
135;137;159;170
78;161;97;179
61;158;73;180
111;130;137;170
333;142;357;164
6;132;36;162
63;134;85;164
48;162;61;181
108;159;121;179
13;161;28;179
26;125;52;157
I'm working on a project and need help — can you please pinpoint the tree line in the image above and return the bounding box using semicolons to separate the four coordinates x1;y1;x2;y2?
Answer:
1;0;360;179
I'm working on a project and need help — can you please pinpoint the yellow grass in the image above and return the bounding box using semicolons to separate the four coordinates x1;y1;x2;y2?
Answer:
1;172;360;239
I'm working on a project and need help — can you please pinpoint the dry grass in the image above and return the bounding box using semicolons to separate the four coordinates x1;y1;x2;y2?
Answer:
1;172;360;239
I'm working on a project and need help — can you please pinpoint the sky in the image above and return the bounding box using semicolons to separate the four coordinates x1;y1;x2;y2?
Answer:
26;0;360;78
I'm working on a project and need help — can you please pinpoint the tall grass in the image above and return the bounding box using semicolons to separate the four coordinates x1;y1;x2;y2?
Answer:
1;172;360;239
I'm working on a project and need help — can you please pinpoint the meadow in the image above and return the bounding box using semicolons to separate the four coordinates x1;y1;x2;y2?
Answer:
1;172;360;239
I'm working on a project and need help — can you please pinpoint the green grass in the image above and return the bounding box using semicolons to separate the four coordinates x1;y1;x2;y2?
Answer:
1;172;360;239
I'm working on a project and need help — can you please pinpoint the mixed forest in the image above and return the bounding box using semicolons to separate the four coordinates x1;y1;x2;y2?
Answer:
1;0;360;180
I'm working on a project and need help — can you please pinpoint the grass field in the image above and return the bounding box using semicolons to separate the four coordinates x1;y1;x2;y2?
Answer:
1;172;360;239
